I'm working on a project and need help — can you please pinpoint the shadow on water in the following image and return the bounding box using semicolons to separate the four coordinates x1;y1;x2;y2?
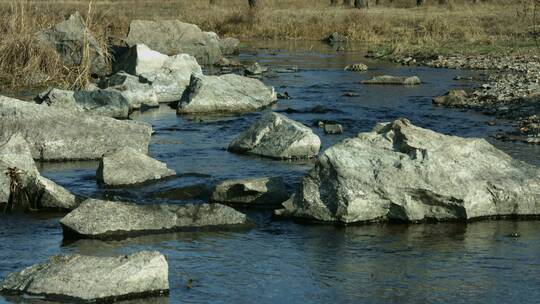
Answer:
1;40;539;304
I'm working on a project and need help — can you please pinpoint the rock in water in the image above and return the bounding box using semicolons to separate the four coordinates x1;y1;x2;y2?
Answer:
433;89;469;107
97;147;176;186
0;134;77;212
177;74;277;114
362;75;421;85
0;251;169;302
98;71;159;109
228;112;321;159
36;88;131;119
323;123;344;134
219;37;240;55
279;118;540;223
0;95;152;161
125;20;222;65
344;63;368;72
60;199;251;239
36;12;108;76
211;177;289;208
245;62;268;75
114;44;203;103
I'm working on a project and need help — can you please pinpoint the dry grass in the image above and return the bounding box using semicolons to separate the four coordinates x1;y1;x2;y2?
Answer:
0;0;538;91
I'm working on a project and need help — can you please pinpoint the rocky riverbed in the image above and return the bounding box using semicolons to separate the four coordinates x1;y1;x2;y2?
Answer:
391;54;540;144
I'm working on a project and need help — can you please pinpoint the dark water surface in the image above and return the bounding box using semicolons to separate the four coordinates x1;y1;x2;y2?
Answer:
1;41;539;304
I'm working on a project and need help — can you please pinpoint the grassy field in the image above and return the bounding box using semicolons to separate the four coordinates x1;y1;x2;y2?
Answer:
0;0;538;90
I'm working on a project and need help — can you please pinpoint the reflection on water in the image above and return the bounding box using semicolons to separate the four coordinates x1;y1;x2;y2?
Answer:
1;41;539;303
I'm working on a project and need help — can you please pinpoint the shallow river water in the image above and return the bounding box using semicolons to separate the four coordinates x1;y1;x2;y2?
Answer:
1;41;539;304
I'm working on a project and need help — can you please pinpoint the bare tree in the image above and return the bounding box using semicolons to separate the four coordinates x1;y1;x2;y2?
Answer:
354;0;369;8
248;0;259;8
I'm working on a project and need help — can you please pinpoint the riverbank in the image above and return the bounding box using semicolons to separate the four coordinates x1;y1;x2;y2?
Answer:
389;54;540;144
0;0;538;90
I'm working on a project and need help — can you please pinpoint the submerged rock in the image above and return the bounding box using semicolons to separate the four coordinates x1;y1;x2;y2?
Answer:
125;20;222;65
0;134;77;212
433;89;469;107
36;12;108;76
114;44;203;103
362;75;421;85
211;177;289;208
0;95;152;161
99;72;159;109
219;37;240;55
36;88;131;119
0;251;169;302
278;118;540;224
97;147;176;186
344;63;368;72
228;112;321;159
60;199;250;239
177;74;276;114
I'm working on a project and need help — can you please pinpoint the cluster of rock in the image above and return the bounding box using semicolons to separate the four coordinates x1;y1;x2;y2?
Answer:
429;55;540;144
32;13;270;118
276;118;540;223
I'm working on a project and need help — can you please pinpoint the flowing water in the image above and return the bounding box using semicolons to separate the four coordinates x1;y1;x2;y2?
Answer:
1;41;539;304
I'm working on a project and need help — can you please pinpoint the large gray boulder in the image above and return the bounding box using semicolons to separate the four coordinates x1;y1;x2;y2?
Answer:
98;71;159;109
114;44;203;103
60;199;251;239
362;75;421;85
36;12;108;76
0;134;77;212
228;112;321;159
278;118;540;224
125;20;222;65
0;95;152;161
97;147;176;186
36;88;131;119
177;74;277;114
211;177;289;208
0;251;169;302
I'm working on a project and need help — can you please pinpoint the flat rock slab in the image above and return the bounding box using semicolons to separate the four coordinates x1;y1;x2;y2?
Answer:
211;177;289;208
36;88;131;119
279;118;540;224
0;251;169;303
228;112;321;159
362;75;421;85
177;74;277;114
125;20;222;65
97;147;176;186
0;96;152;161
60;199;251;239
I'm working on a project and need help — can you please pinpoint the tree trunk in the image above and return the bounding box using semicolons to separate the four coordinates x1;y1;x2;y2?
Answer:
354;0;369;9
